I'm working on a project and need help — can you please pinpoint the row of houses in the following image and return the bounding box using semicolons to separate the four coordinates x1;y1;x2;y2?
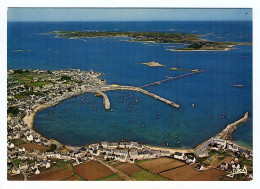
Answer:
209;138;253;159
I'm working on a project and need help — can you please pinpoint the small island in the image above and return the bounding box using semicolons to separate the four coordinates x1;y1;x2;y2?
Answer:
50;31;251;51
140;61;165;67
233;84;244;87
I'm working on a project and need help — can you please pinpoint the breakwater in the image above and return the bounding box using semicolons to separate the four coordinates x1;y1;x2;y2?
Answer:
141;70;205;88
44;83;179;111
194;112;249;154
101;85;180;108
97;91;110;110
216;112;249;140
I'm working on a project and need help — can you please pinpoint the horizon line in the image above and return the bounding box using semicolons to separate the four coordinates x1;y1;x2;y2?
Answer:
7;20;252;22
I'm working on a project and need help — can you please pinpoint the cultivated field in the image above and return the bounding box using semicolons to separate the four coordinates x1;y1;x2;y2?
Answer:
97;174;124;181
19;143;49;152
137;157;185;173
74;160;114;180
7;173;24;181
161;164;200;181
29;164;74;181
62;175;81;181
189;168;227;181
130;170;169;181
115;163;142;176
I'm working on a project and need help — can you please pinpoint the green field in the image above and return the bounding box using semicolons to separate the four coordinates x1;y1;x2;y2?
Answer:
130;170;169;181
27;81;49;87
12;159;22;167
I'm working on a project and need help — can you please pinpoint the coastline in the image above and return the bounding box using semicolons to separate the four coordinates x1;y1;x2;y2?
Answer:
22;102;193;151
145;145;194;154
22;100;252;153
23;105;47;129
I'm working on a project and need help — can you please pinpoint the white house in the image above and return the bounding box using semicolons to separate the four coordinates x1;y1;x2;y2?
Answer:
195;164;204;171
104;153;115;160
103;148;114;154
90;149;100;156
115;155;127;162
211;143;221;151
213;139;227;148
19;162;28;170
220;162;229;170
7;142;15;149
114;149;121;155
137;151;150;159
18;154;27;160
119;142;126;148
174;152;187;160
42;160;51;168
108;142;118;149
32;168;40;175
232;163;241;169
13;133;20;139
186;157;196;164
101;142;108;148
76;158;83;165
137;144;143;149
46;152;55;158
125;142;131;149
54;153;61;159
130;141;138;148
227;144;239;152
26;134;34;141
34;137;41;143
161;151;171;157
152;150;161;158
18;147;26;153
11;167;20;175
129;149;138;159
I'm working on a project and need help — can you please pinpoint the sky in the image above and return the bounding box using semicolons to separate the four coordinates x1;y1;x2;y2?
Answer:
7;8;252;22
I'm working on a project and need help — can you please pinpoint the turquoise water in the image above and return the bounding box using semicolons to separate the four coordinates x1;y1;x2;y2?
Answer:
8;21;252;148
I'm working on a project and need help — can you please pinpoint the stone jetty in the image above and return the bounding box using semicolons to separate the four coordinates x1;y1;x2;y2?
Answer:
101;85;180;108
216;112;249;140
97;91;111;110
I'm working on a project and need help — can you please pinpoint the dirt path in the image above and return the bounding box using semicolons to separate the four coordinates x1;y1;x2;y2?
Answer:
94;158;136;181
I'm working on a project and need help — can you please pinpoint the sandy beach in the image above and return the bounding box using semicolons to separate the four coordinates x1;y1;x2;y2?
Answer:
145;145;194;153
23;105;47;129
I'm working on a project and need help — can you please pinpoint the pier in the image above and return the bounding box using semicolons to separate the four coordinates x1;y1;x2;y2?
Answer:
45;84;179;110
140;70;205;88
102;85;180;108
97;91;111;110
194;112;249;155
216;112;249;140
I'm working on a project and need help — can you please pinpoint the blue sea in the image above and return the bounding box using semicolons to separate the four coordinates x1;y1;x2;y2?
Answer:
8;21;252;148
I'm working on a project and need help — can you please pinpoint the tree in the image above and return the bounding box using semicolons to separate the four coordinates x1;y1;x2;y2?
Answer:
47;144;57;152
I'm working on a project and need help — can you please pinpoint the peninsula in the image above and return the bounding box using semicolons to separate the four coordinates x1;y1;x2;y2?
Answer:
50;31;251;51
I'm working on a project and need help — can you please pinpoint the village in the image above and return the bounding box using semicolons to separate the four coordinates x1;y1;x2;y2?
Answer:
7;69;253;181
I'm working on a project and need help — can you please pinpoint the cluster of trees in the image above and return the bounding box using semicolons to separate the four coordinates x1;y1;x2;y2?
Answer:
61;75;71;81
7;107;19;116
46;144;57;152
13;70;29;74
